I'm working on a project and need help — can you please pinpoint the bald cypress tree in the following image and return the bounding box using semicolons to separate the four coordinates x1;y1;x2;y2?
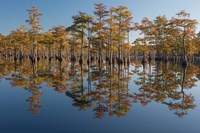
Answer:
26;6;43;64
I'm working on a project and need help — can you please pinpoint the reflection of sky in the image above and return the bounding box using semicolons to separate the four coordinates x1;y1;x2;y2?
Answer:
1;65;200;133
0;0;200;42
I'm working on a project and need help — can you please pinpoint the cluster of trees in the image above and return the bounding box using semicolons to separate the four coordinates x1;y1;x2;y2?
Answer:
0;4;200;67
0;4;133;66
134;10;200;66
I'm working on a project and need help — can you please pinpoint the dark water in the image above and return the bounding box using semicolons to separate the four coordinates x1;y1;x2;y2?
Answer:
0;59;200;133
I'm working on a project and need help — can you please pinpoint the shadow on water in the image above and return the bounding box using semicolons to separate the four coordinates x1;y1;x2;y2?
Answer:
1;57;200;118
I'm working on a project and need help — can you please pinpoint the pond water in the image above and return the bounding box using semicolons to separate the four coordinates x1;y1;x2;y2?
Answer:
0;58;200;133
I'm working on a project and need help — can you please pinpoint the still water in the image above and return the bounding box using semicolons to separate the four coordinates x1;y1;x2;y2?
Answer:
0;58;200;133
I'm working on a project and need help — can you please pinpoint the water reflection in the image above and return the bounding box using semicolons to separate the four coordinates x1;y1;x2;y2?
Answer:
1;57;200;118
133;61;199;117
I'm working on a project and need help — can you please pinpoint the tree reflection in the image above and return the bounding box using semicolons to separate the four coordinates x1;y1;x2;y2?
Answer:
0;57;200;118
66;61;133;118
134;61;199;117
66;61;93;111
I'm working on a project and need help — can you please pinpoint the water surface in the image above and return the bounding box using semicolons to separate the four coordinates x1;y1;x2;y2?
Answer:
0;59;200;133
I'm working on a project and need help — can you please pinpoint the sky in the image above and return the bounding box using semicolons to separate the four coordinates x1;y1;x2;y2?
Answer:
0;0;200;42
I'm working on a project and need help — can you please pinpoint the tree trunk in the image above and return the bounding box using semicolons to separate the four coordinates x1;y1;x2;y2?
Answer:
182;32;187;66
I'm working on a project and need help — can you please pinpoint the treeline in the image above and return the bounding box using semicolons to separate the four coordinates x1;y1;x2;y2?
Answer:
0;3;200;66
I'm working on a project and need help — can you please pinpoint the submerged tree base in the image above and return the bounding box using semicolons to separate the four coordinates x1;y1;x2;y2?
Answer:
182;60;188;68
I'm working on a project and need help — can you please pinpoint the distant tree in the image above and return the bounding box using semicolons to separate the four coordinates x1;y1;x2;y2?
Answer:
26;6;43;63
10;25;29;60
51;25;68;62
93;3;109;65
0;33;6;57
72;12;94;64
39;31;54;60
173;10;198;66
112;6;132;64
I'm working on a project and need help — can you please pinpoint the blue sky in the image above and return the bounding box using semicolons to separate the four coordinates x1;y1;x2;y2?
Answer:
0;0;200;42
